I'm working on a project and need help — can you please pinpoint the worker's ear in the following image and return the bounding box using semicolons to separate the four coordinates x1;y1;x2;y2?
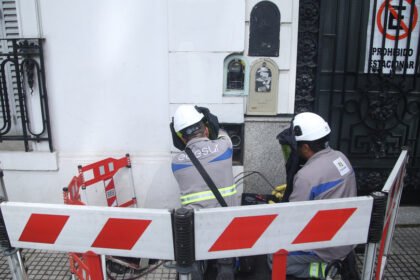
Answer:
170;121;187;151
299;143;314;159
204;126;210;138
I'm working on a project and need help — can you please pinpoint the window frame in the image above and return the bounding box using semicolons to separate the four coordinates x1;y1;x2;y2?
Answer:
223;54;249;96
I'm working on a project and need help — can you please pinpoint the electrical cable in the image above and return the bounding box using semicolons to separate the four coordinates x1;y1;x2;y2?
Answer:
163;260;177;269
106;260;165;280
234;171;255;180
234;171;275;190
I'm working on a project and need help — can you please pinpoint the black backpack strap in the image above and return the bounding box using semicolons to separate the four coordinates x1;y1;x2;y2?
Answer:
185;147;228;207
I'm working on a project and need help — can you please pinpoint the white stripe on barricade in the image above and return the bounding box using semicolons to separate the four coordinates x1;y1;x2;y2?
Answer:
0;202;174;260
376;149;408;280
194;196;373;260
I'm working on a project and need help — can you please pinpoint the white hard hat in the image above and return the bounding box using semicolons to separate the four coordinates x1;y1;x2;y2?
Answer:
293;112;331;141
173;105;204;133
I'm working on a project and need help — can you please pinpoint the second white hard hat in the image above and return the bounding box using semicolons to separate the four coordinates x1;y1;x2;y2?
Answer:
173;105;204;133
293;112;331;141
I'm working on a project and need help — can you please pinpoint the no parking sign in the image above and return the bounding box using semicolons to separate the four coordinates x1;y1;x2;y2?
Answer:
366;0;420;74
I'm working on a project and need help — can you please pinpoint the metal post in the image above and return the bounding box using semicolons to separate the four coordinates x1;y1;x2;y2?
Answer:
361;243;377;280
101;255;107;280
126;154;138;208
78;165;89;205
0;169;8;201
173;208;195;280
361;192;387;280
1;169;29;280
3;248;29;280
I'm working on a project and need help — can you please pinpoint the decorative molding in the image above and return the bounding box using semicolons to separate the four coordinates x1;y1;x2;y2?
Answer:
295;0;319;113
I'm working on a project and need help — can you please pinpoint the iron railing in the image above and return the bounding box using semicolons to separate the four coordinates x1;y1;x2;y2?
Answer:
0;38;53;152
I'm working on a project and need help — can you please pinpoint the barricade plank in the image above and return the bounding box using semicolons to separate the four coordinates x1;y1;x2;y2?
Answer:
194;197;373;260
0;202;174;260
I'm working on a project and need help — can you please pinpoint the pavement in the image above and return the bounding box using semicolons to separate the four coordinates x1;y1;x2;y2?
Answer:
0;206;419;279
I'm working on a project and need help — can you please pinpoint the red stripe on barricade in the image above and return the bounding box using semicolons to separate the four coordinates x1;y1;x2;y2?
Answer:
209;214;277;252
19;214;69;244
92;218;151;250
119;199;136;208
80;157;129;186
292;208;356;244
105;179;117;207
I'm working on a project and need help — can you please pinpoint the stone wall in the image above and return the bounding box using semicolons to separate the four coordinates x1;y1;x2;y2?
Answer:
242;116;292;194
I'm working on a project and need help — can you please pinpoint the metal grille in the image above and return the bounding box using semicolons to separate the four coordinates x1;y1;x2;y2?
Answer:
0;38;53;152
296;0;420;202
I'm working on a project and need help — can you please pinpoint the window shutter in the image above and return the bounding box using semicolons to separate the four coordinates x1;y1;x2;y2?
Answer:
0;0;21;134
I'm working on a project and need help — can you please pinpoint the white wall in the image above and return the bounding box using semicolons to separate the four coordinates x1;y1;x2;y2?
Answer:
244;0;299;114
2;0;180;208
0;0;299;208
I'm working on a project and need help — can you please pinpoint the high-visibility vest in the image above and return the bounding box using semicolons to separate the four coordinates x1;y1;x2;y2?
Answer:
180;184;237;206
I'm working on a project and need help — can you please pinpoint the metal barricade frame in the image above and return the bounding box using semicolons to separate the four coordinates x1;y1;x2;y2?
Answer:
0;149;410;280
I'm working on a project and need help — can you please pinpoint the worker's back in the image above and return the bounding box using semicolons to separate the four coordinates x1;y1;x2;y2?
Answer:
290;147;356;202
291;146;357;261
172;133;237;209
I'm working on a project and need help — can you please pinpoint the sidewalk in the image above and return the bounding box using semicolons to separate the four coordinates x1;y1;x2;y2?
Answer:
0;206;419;279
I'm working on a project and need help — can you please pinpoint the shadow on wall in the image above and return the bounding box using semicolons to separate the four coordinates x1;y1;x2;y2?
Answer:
142;161;181;209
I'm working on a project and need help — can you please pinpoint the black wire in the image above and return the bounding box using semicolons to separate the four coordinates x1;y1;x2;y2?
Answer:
234;171;250;180
234;171;258;180
235;172;258;182
106;260;165;280
235;171;275;190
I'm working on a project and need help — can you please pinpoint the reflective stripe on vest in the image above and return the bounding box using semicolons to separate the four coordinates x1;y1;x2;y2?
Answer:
180;184;237;205
309;262;319;278
309;262;326;278
321;262;326;278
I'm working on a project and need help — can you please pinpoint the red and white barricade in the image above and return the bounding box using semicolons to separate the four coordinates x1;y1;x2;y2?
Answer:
1;203;174;260
64;154;137;208
362;149;408;280
192;197;375;280
1;202;174;279
194;197;373;260
62;155;139;279
0;150;409;280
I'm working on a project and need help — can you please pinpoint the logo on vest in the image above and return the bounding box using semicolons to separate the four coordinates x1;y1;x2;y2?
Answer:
333;157;350;176
178;144;219;161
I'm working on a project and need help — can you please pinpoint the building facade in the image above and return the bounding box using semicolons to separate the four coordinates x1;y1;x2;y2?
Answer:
0;0;418;207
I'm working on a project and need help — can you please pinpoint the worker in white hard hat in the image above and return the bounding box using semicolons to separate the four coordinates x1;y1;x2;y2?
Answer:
270;112;359;280
170;105;238;280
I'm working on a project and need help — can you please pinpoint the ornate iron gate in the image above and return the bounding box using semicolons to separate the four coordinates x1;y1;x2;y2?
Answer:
296;0;420;204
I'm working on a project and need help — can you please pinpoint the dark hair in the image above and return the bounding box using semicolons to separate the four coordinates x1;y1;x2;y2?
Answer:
181;121;206;142
297;135;330;153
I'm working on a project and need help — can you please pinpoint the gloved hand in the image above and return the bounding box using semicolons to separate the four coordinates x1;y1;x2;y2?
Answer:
170;120;186;151
268;184;287;204
195;106;219;140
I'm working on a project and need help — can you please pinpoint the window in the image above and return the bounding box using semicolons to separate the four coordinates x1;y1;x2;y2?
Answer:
249;1;281;57
0;1;53;152
0;0;21;141
227;59;244;90
223;54;249;96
